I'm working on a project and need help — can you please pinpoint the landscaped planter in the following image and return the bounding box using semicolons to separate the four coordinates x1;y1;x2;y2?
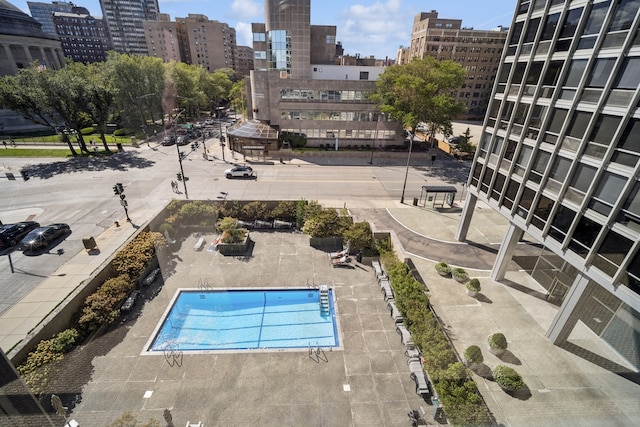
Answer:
452;268;469;283
487;332;507;356
493;365;525;392
217;233;251;255
309;236;343;250
434;262;451;277
466;278;481;297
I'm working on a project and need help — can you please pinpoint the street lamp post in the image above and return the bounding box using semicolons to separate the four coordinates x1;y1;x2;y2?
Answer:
369;113;383;165
400;131;414;204
218;117;226;162
173;109;189;199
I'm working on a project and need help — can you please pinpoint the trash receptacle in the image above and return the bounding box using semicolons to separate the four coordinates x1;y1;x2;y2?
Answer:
116;143;123;152
413;197;418;206
82;236;97;251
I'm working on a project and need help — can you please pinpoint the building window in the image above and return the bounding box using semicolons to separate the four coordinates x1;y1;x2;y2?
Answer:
586;114;621;159
529;150;551;183
588;172;627;216
592;230;634;277
254;51;266;59
359;71;369;80
549;205;577;243
616;181;640;232
568;215;602;258
326;35;335;44
562;111;592;152
253;32;266;42
566;163;597;204
531;195;554;230
502;180;520;210
612;118;640;168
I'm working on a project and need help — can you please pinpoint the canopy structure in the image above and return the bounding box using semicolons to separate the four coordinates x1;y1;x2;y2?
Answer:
226;119;279;160
419;185;457;208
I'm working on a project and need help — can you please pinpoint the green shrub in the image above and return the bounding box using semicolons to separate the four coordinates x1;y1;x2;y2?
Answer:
52;328;79;353
158;223;175;237
434;262;451;275
113;128;127;136
80;127;95;135
452;267;469;282
493;365;525;390
241;201;268;220
302;208;351;238
174;200;217;226
466;278;481;292
78;275;133;332
487;332;507;350
216;216;238;232
268;201;296;221
112;231;164;277
342;221;374;254
464;345;483;365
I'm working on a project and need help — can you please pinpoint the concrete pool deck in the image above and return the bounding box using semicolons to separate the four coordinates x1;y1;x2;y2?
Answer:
69;230;434;426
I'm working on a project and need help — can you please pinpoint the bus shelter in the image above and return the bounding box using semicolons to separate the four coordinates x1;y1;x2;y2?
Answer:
419;185;457;208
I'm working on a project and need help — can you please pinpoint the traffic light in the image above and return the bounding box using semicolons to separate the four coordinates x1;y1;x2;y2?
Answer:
177;173;183;181
20;170;29;181
113;185;120;195
116;183;124;193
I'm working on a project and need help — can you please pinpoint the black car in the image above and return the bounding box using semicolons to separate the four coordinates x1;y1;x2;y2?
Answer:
161;135;176;146
18;223;70;251
0;221;40;250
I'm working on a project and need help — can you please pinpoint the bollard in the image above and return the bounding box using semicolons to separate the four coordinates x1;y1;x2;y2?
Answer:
114;221;120;227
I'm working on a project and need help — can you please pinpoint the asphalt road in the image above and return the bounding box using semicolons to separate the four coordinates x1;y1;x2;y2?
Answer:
0;142;471;315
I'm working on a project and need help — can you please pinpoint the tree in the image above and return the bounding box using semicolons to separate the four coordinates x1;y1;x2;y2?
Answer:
229;79;248;117
455;127;476;156
371;57;466;144
104;52;165;131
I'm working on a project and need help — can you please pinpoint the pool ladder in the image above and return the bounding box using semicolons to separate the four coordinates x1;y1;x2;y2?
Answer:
319;285;330;314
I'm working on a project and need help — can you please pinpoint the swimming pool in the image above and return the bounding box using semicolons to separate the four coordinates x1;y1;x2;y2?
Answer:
147;288;340;352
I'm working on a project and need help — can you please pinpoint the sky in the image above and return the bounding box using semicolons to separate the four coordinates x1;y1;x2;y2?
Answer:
13;0;517;59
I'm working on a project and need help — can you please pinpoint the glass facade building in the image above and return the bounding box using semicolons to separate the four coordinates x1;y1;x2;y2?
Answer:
457;0;640;370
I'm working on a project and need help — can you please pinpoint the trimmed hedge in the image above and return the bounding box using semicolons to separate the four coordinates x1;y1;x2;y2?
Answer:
382;251;492;425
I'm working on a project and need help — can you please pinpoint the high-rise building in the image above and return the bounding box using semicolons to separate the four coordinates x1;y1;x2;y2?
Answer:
457;0;640;370
100;0;158;55
234;45;254;78
144;14;239;74
52;6;111;63
27;0;75;36
403;10;509;120
176;14;236;72
244;0;402;150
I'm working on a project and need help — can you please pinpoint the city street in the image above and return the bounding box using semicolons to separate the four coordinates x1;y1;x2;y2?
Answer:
0;141;471;315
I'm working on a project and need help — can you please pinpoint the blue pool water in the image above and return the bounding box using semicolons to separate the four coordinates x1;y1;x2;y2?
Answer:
149;289;339;351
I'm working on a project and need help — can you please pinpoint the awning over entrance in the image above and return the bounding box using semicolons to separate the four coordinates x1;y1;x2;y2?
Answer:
226;119;279;140
419;185;457;208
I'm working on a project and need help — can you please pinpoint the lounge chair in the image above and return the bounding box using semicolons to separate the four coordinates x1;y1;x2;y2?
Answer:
331;255;351;268
410;370;431;397
380;278;394;301
387;300;404;323
396;323;414;346
372;260;386;280
329;240;351;259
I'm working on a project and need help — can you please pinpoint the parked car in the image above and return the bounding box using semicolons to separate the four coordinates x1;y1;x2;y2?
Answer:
121;290;141;312
0;221;40;249
161;135;175;146
224;165;254;178
176;135;190;146
18;223;70;251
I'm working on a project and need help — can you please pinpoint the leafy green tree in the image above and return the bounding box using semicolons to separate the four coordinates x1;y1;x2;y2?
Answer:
371;57;466;143
229;80;247;117
455;127;476;155
104;52;165;130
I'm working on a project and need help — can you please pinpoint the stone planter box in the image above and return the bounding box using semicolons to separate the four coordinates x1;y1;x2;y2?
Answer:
217;233;251;256
466;288;478;297
360;255;380;267
487;346;506;356
309;236;343;251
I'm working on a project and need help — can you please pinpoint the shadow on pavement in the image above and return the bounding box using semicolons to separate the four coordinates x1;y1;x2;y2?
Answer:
22;152;156;180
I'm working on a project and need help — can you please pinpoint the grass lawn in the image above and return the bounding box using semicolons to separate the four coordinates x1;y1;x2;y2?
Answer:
0;148;73;158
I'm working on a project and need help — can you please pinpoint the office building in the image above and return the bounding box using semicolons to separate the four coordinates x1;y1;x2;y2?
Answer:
143;13;184;63
100;0;158;55
404;10;509;120
52;6;111;63
457;0;640;370
27;0;75;37
241;0;401;151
